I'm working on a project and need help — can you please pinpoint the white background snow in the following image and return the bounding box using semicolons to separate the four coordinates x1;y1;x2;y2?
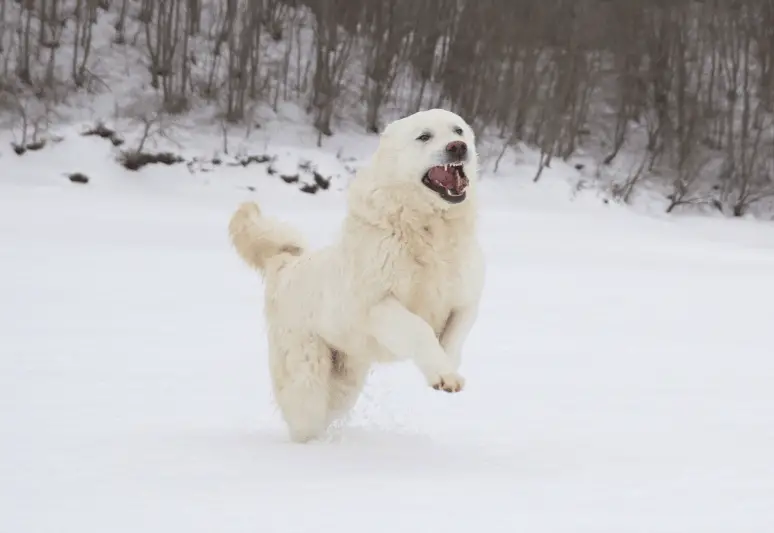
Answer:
2;113;774;532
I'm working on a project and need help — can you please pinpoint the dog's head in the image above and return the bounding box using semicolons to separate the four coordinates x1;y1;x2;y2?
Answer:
372;109;478;210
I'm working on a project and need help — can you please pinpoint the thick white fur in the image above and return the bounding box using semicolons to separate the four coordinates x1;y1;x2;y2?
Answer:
228;109;485;442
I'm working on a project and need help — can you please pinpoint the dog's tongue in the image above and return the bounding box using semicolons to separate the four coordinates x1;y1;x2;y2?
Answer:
428;166;458;190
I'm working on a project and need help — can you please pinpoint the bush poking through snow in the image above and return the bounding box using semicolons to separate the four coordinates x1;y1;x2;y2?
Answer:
26;140;46;152
119;151;185;171
67;173;90;184
11;140;47;156
82;124;125;147
229;154;272;167
313;172;331;190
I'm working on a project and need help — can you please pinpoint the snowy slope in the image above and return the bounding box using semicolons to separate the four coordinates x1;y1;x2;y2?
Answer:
2;124;774;533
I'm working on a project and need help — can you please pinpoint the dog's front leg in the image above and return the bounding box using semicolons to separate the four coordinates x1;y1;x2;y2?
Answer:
368;296;464;393
440;303;479;371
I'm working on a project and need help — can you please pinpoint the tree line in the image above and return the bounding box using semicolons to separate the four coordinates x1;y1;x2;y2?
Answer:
2;0;774;215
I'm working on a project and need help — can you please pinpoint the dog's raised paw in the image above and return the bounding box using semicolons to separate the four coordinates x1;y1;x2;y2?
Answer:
431;372;465;393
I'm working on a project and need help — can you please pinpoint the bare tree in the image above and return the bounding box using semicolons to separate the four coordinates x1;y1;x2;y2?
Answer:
362;0;408;133
308;0;359;136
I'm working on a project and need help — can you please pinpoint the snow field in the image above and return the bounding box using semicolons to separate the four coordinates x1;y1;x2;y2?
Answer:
2;161;774;531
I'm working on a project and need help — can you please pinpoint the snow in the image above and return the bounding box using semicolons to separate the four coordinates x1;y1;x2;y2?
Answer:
2;122;774;533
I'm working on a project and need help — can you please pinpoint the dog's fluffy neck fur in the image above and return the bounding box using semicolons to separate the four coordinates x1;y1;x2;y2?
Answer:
345;166;478;242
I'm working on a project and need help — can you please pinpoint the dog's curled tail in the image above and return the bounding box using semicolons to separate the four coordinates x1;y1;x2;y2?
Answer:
228;201;306;274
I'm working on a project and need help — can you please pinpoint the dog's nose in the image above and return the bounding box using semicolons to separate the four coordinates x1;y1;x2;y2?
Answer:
446;141;467;158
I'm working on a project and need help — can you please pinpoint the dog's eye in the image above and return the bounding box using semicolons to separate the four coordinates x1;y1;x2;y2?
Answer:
417;132;432;142
454;127;463;136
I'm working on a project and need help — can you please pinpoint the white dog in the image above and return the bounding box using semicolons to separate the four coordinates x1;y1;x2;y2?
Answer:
228;109;485;442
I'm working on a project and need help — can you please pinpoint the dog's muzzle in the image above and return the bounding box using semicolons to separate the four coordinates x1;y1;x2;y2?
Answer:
422;162;468;204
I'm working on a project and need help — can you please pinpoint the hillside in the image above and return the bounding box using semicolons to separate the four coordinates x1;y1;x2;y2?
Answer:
3;0;774;218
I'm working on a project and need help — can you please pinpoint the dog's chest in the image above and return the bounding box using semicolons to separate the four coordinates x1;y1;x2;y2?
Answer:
389;227;463;335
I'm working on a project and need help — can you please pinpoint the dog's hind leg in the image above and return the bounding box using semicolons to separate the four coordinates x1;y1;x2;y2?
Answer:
327;351;370;423
267;330;332;443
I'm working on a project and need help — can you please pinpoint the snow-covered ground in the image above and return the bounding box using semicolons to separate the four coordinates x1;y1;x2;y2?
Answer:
2;121;774;533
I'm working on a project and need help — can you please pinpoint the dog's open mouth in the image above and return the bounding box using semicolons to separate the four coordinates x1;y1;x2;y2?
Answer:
421;163;469;204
